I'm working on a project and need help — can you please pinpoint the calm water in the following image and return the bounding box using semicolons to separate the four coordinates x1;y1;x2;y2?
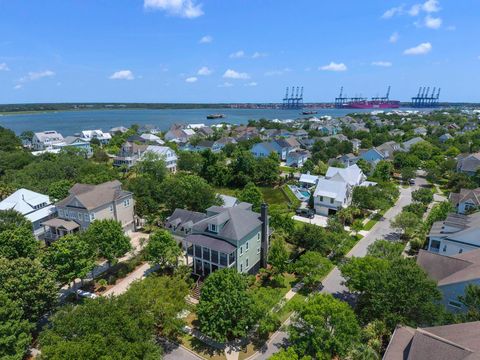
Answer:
0;107;400;135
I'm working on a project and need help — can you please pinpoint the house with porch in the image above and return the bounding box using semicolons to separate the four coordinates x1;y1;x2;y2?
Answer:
449;188;480;214
55;136;93;157
113;142;177;172
165;202;269;276
427;212;480;256
0;188;56;238
79;130;112;144
41;180;135;243
32;131;64;150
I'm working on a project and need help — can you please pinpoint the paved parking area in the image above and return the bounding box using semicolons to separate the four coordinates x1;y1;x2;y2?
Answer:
292;214;328;227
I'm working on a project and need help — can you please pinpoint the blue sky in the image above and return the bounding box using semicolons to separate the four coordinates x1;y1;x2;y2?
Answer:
0;0;479;103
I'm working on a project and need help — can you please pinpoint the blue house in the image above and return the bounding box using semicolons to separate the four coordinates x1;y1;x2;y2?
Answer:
286;150;310;167
359;148;385;163
251;141;286;160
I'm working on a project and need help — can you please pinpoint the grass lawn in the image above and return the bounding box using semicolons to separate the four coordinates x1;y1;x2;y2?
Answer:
215;186;289;207
363;212;384;231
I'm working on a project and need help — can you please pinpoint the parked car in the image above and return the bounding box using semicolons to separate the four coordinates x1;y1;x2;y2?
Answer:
76;289;98;299
409;179;415;185
296;208;315;219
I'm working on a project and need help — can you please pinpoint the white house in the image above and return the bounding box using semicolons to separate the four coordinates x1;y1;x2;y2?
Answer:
80;130;112;144
140;133;165;145
313;164;373;216
143;145;177;172
0;188;56;237
427;212;480;256
32;131;64;150
299;173;320;188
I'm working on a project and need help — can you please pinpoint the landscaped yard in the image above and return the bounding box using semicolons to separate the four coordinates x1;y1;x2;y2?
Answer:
215;186;290;206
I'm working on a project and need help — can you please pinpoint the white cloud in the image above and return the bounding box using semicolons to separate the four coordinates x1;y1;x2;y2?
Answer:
403;42;432;55
372;61;393;67
264;68;292;76
199;35;212;44
408;4;421;16
14;84;22;90
109;70;135;80
423;0;440;13
245;82;257;87
197;66;212;76
144;0;203;19
218;82;233;88
229;50;245;59
424;15;442;29
320;62;347;72
0;62;10;71
382;5;404;19
389;32;400;43
223;69;250;80
185;76;198;83
252;52;267;59
18;70;55;84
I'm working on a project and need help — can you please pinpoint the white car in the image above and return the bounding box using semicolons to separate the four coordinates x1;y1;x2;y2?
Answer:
76;289;98;299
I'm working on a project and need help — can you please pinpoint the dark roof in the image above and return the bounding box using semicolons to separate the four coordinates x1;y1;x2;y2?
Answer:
166;209;207;228
384;322;480;360
450;188;480;207
184;234;236;254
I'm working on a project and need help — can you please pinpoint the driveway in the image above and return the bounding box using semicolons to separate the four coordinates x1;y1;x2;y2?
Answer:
251;181;416;360
292;214;328;227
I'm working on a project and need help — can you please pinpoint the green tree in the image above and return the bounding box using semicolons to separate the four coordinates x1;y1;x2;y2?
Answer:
340;257;442;329
197;268;256;342
401;167;416;182
0;257;57;322
0;225;38;260
41;234;96;286
367;240;404;260
178;151;204;173
47;179;73;200
289;293;360;360
268;348;306;360
294;251;331;289
0;209;31;233
132;151;167;182
160;173;219;213
144;230;181;270
356;159;372;175
237;182;264;212
372;160;393;182
84;219;131;265
255;153;280;185
0;291;33;360
458;284;480;321
268;234;289;275
390;211;422;239
412;188;433;205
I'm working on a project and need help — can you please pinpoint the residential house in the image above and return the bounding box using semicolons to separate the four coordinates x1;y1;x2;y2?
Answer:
286;150;310;167
32;131;64;150
294;129;309;138
41;180;135;242
330;153;358;167
183;140;224;153
55;136;93;157
251;140;289;160
360;141;402;164
413;126;428;136
313;164;373;216
464;123;478;132
402;137;425;152
299;173;320;188
0;188;56;238
383;321;480;360
164;125;195;143
79;130;112;144
427;212;480;256
113;142;177;172
417;249;480;311
140;133;165;145
449;188;480;214
165;202;270;276
457;153;480;176
110;126;129;134
197;126;215;137
351;138;361;152
439;133;453;143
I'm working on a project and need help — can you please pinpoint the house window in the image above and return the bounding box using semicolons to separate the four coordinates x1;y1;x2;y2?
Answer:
240;264;243;272
330;198;334;204
210;224;218;233
84;214;89;222
229;252;235;265
195;245;202;258
246;241;249;251
90;213;95;221
246;258;249;268
443;245;447;252
78;212;82;221
124;199;130;207
110;205;114;212
320;196;324;202
58;209;64;217
257;247;260;254
257;233;260;242
240;246;243;255
220;253;228;266
211;250;219;264
202;247;210;261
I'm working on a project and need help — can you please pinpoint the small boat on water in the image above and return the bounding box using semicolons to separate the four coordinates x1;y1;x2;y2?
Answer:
206;114;226;119
301;110;317;115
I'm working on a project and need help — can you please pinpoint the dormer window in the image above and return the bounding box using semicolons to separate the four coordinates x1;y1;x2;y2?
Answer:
209;224;218;233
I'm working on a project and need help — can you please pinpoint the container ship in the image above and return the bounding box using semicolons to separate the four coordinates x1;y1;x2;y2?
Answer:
335;86;400;109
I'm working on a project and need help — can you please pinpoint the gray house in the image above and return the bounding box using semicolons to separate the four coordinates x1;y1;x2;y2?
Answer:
417;249;480;311
165;202;269;276
449;188;480;214
41;180;135;242
457;152;480;176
